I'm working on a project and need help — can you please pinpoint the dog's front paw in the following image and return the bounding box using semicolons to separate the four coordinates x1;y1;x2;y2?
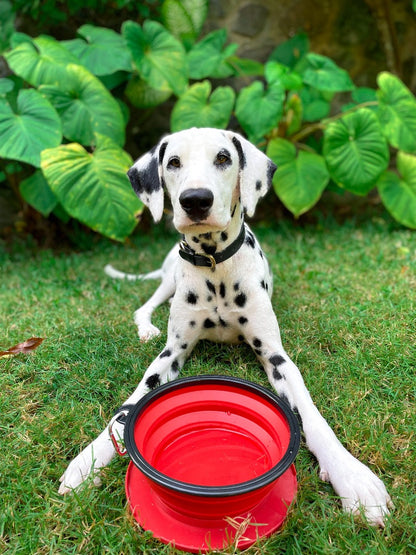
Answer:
58;434;115;494
137;323;161;342
134;310;161;342
322;453;393;527
59;450;101;494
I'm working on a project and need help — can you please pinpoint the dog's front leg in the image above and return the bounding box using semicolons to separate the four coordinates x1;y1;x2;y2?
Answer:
134;247;178;342
242;301;392;526
58;328;198;494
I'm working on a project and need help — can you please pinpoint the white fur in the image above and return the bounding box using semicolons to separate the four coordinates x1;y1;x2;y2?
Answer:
59;128;392;527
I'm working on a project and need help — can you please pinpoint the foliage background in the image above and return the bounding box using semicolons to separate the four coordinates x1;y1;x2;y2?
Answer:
1;0;416;244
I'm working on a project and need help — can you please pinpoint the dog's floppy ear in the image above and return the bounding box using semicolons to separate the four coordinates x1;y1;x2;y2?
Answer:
227;132;277;217
127;140;168;222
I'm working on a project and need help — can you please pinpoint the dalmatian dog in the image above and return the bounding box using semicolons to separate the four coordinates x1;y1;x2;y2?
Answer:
59;128;392;526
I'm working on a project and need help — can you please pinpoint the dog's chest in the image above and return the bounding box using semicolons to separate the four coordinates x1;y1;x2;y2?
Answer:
173;243;272;344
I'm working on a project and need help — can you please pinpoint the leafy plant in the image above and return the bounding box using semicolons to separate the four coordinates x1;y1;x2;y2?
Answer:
1;0;416;241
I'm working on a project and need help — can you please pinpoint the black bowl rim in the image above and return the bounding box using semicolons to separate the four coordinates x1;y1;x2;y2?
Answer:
124;375;301;497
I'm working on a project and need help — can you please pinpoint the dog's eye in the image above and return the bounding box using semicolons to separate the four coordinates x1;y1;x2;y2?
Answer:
215;151;231;167
168;157;181;169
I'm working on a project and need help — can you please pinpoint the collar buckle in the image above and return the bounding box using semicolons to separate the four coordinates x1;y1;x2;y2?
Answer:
198;252;216;271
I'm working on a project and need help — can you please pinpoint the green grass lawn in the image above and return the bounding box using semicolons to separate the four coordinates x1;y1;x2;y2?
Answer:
1;212;415;554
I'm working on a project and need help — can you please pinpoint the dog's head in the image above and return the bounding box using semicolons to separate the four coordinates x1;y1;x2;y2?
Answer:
127;128;276;234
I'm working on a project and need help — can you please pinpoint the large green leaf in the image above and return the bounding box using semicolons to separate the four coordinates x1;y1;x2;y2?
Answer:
40;64;125;146
267;138;329;216
62;24;132;76
161;0;208;45
300;86;332;122
20;170;58;216
268;33;309;69
0;77;14;95
125;75;171;108
0;88;62;167
41;135;141;241
4;35;79;87
187;29;236;79
376;72;416;153
377;151;416;229
171;81;234;132
235;80;284;142
301;53;354;92
265;61;303;91
122;20;188;96
323;108;389;194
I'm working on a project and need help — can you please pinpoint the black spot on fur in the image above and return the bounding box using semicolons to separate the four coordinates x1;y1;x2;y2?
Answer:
253;338;262;348
171;360;179;373
206;280;216;295
219;318;228;327
192;236;200;243
221;232;228;242
234;292;247;307
181;343;188;350
158;142;168;165
270;354;286;367
232;136;246;169
267;160;277;186
219;282;226;298
238;316;248;325
256;180;262;191
202;243;217;255
189;320;196;327
204;318;216;328
160;349;171;358
273;368;284;381
187;292;198;304
255;349;262;356
128;161;161;197
293;406;302;426
233;282;239;291
146;373;160;389
245;232;255;249
238;335;244;342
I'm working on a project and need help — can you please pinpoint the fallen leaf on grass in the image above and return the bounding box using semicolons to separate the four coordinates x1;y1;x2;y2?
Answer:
0;337;45;358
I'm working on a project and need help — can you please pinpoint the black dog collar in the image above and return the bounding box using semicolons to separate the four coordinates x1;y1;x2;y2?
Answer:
179;225;246;271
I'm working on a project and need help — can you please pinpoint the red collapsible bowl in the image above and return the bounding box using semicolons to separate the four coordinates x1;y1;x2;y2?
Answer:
124;375;300;553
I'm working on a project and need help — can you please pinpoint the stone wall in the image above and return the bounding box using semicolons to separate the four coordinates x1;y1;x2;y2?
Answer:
205;0;416;90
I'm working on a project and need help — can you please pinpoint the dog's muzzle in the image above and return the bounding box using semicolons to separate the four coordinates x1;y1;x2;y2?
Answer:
179;188;214;222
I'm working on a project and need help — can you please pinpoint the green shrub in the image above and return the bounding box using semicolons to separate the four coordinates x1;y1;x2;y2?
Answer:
1;0;416;241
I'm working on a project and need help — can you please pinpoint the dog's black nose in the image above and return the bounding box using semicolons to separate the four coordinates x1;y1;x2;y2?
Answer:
179;188;214;221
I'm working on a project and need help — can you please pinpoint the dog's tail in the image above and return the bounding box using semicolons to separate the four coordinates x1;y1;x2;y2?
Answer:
104;264;163;281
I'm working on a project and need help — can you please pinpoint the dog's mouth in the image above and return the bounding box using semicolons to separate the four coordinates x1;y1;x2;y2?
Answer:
177;221;226;235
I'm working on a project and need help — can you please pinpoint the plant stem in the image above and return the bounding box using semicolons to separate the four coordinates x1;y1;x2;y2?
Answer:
290;101;379;143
